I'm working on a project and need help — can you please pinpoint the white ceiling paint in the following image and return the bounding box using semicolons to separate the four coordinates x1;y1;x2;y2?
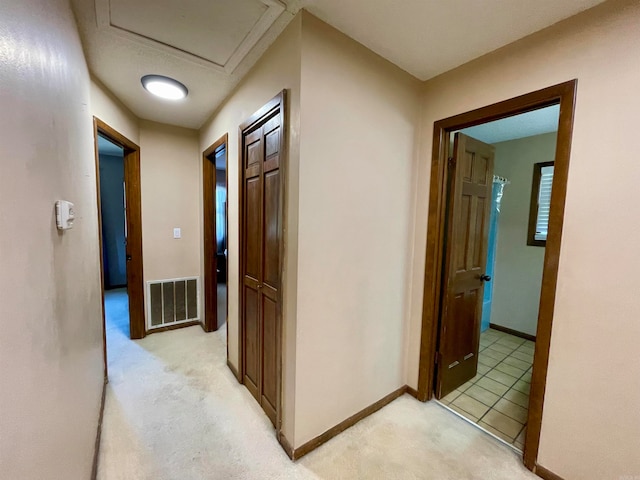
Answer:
301;0;605;80
97;135;124;156
73;0;604;129
460;105;560;144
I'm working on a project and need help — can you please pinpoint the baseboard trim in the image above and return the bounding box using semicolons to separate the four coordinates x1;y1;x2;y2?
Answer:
277;432;295;459
405;385;419;399
91;378;107;480
534;464;565;480
489;323;536;342
227;359;241;382
284;385;408;461
146;320;201;336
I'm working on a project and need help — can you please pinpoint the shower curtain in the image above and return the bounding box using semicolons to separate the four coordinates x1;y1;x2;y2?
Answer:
481;177;507;332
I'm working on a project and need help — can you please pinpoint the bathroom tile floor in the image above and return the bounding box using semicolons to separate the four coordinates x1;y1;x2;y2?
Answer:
439;328;534;450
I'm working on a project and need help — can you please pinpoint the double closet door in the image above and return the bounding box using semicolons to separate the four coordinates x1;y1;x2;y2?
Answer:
240;93;285;428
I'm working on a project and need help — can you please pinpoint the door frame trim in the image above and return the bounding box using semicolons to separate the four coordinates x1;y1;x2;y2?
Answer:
93;118;146;377
238;90;287;433
415;80;577;470
202;133;228;333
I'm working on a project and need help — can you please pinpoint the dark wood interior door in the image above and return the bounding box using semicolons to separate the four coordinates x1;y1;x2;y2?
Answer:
241;94;284;428
436;133;494;398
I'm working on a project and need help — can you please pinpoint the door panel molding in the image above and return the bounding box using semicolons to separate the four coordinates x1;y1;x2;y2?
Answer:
415;80;577;471
93;117;146;376
238;90;286;433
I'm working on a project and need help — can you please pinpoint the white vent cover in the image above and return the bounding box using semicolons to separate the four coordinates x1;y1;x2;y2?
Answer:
147;277;199;330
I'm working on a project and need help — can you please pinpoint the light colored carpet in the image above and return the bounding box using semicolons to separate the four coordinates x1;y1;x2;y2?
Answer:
99;292;537;480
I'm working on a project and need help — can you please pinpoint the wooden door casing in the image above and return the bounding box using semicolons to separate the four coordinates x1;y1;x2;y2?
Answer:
240;92;285;428
436;133;494;398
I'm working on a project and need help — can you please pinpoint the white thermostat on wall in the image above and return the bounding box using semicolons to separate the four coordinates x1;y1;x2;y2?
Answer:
55;200;75;230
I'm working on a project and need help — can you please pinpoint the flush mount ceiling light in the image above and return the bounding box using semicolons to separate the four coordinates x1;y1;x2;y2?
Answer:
141;74;188;100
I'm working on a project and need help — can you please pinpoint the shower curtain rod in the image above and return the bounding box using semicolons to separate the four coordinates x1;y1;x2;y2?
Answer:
493;175;509;184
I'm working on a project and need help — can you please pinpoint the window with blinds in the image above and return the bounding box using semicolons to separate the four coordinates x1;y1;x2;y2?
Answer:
528;161;554;246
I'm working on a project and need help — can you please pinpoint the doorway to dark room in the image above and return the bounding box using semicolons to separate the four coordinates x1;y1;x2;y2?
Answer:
203;134;229;333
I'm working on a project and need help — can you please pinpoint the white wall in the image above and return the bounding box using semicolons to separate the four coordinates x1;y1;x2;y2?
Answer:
199;14;302;442
490;133;557;336
406;0;640;477
0;0;104;478
293;13;421;447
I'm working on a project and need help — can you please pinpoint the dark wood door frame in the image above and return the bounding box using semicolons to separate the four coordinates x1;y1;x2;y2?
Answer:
93;117;146;374
202;133;228;333
415;80;577;473
238;90;287;434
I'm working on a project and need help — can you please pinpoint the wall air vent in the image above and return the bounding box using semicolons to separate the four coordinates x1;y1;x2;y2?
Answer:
147;277;199;329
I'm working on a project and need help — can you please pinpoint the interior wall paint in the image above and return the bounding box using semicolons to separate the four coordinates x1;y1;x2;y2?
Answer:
406;1;640;477
99;153;127;288
490;133;557;336
90;76;140;145
139;121;201;316
199;13;302;443
0;0;104;478
294;13;421;447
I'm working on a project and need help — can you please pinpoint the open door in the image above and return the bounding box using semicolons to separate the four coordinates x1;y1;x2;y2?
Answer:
436;133;494;398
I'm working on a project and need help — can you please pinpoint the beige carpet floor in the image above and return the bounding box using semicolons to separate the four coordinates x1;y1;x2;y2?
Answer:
98;291;538;480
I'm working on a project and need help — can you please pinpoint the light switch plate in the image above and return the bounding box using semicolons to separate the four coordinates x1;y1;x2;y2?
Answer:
173;227;181;239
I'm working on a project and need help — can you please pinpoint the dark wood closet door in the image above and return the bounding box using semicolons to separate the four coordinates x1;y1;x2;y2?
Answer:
240;92;285;428
436;133;494;399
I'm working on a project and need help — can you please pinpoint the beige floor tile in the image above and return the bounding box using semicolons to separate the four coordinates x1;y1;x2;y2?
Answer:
514;426;527;450
459;379;475;392
448;403;479;422
441;389;462;405
513;380;531;395
482;348;508;361
517;344;535;355
477;363;491;375
523;340;535;348
452;393;491;419
470;372;484;383
481;409;524;438
496;336;525;347
494;362;526;379
521;371;532;383
502;356;531;371
503;389;530;409
478;421;515;443
478;356;500;368
511;350;534;363
490;343;517;354
465;384;500;407
485;369;519;387
476;376;509;396
493;398;528;423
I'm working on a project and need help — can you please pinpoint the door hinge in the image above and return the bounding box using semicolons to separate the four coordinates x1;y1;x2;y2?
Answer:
448;156;456;167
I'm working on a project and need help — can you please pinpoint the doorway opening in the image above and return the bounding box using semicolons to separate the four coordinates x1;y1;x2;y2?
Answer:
436;105;560;452
97;134;129;344
93;118;145;377
203;134;228;334
416;81;576;473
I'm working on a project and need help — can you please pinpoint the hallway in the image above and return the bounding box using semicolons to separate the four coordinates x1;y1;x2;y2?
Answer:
98;299;536;480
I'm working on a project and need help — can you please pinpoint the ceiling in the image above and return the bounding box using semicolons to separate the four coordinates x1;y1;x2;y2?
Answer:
72;0;605;130
459;105;560;144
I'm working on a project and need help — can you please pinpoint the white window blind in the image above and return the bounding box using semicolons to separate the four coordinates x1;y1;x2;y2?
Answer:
535;165;554;241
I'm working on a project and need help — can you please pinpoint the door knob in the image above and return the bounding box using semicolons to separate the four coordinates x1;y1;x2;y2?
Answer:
480;274;491;282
